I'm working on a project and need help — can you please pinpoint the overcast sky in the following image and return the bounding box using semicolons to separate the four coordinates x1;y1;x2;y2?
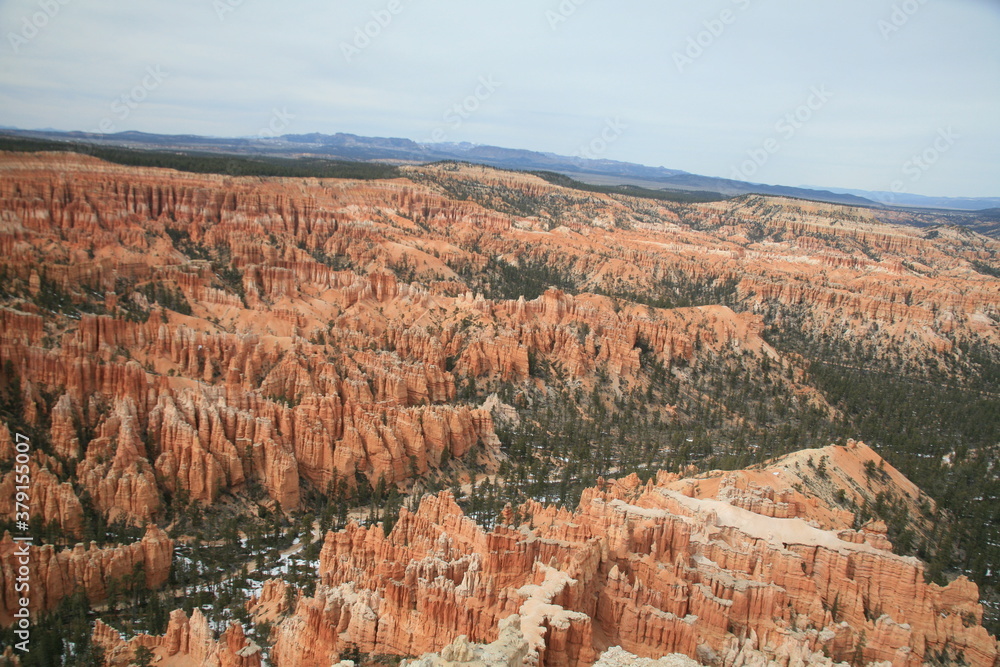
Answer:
1;0;998;197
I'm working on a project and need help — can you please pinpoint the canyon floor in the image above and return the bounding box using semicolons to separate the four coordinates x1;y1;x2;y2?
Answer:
0;150;998;665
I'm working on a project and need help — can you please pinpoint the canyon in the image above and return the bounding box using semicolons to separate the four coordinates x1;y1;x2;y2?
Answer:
112;442;997;666
0;150;997;665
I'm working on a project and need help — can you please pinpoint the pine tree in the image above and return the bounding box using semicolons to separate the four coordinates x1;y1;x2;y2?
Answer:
132;645;155;667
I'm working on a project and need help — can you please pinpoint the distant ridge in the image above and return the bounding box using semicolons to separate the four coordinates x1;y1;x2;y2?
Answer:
2;127;998;211
1;127;878;208
802;185;1000;212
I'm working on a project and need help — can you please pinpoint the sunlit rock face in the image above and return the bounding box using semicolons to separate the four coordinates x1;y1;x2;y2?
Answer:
0;525;172;623
2;152;998;517
93;608;262;667
262;442;996;667
0;152;998;666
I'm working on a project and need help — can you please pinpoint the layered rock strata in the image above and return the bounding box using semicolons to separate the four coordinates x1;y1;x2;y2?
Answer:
265;442;997;667
0;525;172;624
1;152;997;530
93;608;261;667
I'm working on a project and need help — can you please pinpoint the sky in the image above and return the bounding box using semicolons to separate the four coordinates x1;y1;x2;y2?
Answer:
0;0;998;198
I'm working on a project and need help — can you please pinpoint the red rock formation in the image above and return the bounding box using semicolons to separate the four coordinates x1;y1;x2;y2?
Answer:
0;525;172;624
2;151;999;664
662;440;936;540
247;577;291;622
267;444;997;667
0;309;43;347
48;393;81;460
2;151;997;523
94;608;261;667
75;397;161;525
0;461;83;537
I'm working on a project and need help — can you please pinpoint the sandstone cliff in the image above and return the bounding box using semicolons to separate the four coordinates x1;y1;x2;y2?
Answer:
93;608;261;667
0;525;171;624
1;152;999;664
1;151;997;529
265;442;997;666
0;461;82;538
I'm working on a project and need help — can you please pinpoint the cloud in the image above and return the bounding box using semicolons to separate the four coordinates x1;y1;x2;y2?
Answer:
0;0;997;196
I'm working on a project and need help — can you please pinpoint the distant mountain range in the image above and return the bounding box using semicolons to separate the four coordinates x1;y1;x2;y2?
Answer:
2;128;998;212
800;186;1000;212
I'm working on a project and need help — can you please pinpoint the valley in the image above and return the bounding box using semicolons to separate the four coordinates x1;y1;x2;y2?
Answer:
0;150;997;666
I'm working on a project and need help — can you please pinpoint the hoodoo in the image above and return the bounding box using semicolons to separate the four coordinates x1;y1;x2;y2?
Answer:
0;152;996;665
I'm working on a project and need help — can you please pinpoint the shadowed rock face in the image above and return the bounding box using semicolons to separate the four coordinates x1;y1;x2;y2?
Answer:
0;152;998;664
260;442;996;667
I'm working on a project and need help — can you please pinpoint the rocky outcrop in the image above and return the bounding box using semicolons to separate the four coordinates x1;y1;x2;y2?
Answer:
75;397;161;525
2;151;1000;663
2;151;997;526
93;608;261;667
247;577;292;622
48;393;81;460
402;615;530;667
0;525;171;624
267;442;997;667
403;628;701;667
592;647;699;667
0;461;83;537
664;439;936;540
